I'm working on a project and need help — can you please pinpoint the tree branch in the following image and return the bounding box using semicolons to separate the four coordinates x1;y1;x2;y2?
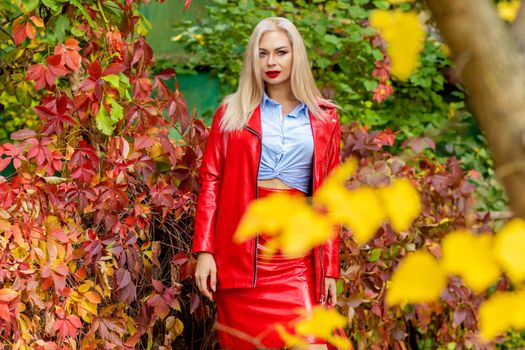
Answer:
511;0;525;52
0;12;23;27
426;0;525;218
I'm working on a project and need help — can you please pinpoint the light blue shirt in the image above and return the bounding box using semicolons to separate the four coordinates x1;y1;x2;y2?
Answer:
257;91;314;193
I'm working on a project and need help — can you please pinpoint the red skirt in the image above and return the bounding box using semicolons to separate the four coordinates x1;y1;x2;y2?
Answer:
215;186;325;349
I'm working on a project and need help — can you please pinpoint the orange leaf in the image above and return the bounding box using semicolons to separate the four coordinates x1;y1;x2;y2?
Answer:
30;15;44;28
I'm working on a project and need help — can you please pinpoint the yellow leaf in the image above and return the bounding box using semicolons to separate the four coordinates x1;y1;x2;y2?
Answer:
494;219;525;283
295;306;347;340
235;193;333;256
498;0;520;22
441;230;500;292
279;209;333;256
378;178;421;232
478;290;525;340
0;219;11;232
166;316;184;339
78;283;91;294
326;334;352;350
234;193;304;241
275;324;308;348
386;251;446;305
84;291;102;304
370;10;425;80
338;188;386;244
324;157;358;186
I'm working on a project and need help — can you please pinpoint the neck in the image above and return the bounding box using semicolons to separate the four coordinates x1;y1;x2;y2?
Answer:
265;81;297;104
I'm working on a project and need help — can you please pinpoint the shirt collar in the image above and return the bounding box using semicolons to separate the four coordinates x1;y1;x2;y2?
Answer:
261;90;307;118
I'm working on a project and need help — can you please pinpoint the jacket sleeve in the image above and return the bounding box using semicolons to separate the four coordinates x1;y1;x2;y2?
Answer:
192;105;227;254
323;110;341;278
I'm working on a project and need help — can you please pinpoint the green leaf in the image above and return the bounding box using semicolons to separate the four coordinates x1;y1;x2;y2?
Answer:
41;0;58;12
108;96;123;122
102;75;120;88
70;26;84;38
363;79;378;92
22;0;40;12
70;0;97;28
95;102;114;136
54;15;70;42
368;248;382;262
372;0;390;9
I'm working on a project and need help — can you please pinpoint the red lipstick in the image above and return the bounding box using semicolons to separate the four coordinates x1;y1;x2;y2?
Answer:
265;70;281;79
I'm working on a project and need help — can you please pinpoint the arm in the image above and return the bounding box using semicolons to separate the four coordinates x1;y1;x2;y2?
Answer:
192;105;226;300
192;105;227;254
323;110;341;279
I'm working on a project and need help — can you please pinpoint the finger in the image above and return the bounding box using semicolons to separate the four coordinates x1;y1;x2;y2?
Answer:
200;274;213;301
330;286;337;306
210;268;217;292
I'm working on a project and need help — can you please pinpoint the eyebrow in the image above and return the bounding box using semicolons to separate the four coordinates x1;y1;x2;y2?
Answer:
259;46;289;52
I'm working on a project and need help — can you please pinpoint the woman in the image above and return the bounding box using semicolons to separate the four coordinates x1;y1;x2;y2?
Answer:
192;17;341;349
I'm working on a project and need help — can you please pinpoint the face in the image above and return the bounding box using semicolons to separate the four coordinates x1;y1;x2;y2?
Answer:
258;30;293;87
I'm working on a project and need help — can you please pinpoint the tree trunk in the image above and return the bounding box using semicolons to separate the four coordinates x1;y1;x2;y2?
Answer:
426;0;525;218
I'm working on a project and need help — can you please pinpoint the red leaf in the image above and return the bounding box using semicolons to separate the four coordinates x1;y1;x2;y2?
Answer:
190;294;200;314
25;21;36;40
47;54;69;77
172;252;188;266
0;158;11;172
87;60;102;79
156;68;175;80
183;0;191;11
134;135;154;150
0;303;10;322
11;128;36;140
102;63;127;76
26;64;47;90
12;18;27;45
152;279;164;293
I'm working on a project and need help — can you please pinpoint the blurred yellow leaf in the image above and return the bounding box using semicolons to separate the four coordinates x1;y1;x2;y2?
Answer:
498;0;520;21
341;188;386;244
388;0;413;3
275;324;308;348
494;219;525;283
166;316;184;339
386;251;446;305
234;193;302;240
479;290;525;340
234;193;333;257
295;306;348;343
441;230;500;292
370;10;425;80
378;178;421;232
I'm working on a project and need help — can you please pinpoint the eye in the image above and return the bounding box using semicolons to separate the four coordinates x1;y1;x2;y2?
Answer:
278;50;288;56
259;51;267;57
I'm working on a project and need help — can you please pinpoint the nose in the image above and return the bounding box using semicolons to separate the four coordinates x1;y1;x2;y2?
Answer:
267;53;276;66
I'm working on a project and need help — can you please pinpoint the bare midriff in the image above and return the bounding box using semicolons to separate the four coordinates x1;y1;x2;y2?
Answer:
257;178;293;190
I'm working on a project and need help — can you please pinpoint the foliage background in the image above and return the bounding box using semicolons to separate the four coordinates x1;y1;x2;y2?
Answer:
171;0;507;214
0;0;519;348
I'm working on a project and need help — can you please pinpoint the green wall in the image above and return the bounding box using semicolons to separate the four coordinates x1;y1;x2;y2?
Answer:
140;0;220;120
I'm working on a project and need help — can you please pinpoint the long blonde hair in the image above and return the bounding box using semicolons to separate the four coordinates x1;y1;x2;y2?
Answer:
219;17;337;132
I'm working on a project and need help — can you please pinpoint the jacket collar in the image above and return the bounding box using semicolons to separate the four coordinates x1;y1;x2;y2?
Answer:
244;103;333;142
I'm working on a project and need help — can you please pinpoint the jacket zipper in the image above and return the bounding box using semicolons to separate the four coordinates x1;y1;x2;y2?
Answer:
319;126;336;304
244;125;262;287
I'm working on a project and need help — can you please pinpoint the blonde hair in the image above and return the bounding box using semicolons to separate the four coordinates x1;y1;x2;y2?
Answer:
219;17;337;132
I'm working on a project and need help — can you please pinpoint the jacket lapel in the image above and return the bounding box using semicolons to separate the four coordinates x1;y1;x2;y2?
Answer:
244;105;262;136
309;109;332;192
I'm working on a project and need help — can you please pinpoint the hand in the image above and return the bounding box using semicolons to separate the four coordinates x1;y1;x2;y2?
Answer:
195;252;217;301
325;277;337;306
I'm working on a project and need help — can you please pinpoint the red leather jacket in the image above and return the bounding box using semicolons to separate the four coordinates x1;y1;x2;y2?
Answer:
192;102;341;303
